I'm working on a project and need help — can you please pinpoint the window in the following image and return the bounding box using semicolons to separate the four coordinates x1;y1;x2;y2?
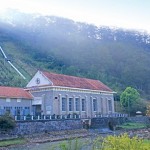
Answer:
17;99;21;102
69;98;73;111
6;98;11;102
15;107;22;115
25;107;30;109
75;98;80;111
108;100;112;111
93;98;97;111
4;107;12;113
82;99;86;111
62;97;67;111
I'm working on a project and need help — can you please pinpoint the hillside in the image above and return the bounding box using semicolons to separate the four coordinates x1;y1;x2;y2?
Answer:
0;10;150;98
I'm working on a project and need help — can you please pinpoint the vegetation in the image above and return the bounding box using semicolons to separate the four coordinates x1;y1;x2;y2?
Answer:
0;138;26;147
0;113;16;131
117;122;147;129
57;138;85;150
120;87;146;115
0;10;150;99
146;105;150;116
51;134;150;150
100;134;150;150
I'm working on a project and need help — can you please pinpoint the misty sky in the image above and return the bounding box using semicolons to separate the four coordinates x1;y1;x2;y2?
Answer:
1;0;150;32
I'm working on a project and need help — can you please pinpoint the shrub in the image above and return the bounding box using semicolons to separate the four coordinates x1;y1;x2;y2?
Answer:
0;113;16;132
101;133;150;150
51;138;85;150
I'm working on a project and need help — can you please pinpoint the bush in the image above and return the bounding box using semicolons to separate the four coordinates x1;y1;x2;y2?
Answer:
53;134;150;150
0;113;16;131
100;133;150;150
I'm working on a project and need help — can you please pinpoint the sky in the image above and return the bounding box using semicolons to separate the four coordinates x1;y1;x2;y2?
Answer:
0;0;150;32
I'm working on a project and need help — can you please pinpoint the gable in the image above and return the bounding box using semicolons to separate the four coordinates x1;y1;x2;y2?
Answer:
26;71;52;87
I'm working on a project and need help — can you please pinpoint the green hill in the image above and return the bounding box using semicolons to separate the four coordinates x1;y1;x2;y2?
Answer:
0;10;150;99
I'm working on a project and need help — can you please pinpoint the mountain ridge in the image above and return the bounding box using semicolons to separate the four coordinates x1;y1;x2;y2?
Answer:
0;10;150;99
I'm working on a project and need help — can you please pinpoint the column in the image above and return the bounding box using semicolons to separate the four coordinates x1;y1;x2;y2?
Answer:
73;95;76;112
90;96;93;118
79;95;82;117
59;94;62;115
42;94;45;115
101;97;103;114
106;98;108;114
85;96;88;118
66;94;69;114
112;96;115;113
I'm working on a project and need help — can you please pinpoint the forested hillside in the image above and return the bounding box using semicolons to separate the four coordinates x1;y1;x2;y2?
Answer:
0;10;150;98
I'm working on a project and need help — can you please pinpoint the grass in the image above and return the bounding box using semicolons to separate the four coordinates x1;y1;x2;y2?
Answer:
118;122;147;129
142;140;150;149
0;138;27;147
50;135;150;150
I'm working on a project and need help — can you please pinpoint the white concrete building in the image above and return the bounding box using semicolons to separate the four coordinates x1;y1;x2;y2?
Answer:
26;70;115;118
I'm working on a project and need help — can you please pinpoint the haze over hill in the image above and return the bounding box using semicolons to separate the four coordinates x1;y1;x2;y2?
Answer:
0;10;150;98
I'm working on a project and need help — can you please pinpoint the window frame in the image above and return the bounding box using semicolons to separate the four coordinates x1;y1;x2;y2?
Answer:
75;97;80;111
108;99;112;112
62;97;67;111
69;97;73;111
93;98;97;111
81;98;86;111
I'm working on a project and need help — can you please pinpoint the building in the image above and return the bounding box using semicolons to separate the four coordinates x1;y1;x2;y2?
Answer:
0;86;32;116
26;70;115;118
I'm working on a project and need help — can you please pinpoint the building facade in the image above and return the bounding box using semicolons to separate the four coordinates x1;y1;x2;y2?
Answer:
26;71;115;118
0;86;32;116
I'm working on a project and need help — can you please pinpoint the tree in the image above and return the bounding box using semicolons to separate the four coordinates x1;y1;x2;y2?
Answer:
120;87;140;116
0;113;16;132
146;105;150;116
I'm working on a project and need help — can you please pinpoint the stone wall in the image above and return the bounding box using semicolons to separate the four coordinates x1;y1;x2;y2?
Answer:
11;119;82;135
90;117;127;129
90;116;150;129
2;117;150;136
127;116;150;124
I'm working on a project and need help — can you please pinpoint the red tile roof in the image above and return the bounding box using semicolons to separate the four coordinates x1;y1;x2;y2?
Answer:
0;86;33;99
42;71;113;92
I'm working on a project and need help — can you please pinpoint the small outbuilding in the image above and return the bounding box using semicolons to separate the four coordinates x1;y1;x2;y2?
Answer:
0;86;32;116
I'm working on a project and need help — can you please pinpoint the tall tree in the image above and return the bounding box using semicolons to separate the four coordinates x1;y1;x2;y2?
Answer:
120;87;140;115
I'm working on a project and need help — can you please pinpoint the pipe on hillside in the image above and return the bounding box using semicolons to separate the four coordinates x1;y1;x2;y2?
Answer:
0;46;26;80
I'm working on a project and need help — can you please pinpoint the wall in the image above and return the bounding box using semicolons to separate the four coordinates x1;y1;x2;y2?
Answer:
30;88;114;118
127;116;150;124
90;116;150;129
2;117;150;136
11;119;82;135
91;117;127;128
0;98;31;115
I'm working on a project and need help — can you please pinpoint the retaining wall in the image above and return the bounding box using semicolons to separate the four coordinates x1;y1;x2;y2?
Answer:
11;119;82;135
90;116;150;129
1;117;150;136
90;117;127;128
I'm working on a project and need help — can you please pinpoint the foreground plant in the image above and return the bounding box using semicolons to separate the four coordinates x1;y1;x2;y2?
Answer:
51;133;150;150
101;133;150;150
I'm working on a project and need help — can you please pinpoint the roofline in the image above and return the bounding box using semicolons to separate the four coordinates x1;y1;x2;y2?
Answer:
0;96;33;99
26;85;116;94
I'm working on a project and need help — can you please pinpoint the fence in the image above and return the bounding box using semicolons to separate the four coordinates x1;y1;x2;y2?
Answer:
12;113;128;121
94;113;128;118
13;114;81;121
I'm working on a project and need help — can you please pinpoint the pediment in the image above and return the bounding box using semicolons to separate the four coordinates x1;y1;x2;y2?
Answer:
26;71;53;87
